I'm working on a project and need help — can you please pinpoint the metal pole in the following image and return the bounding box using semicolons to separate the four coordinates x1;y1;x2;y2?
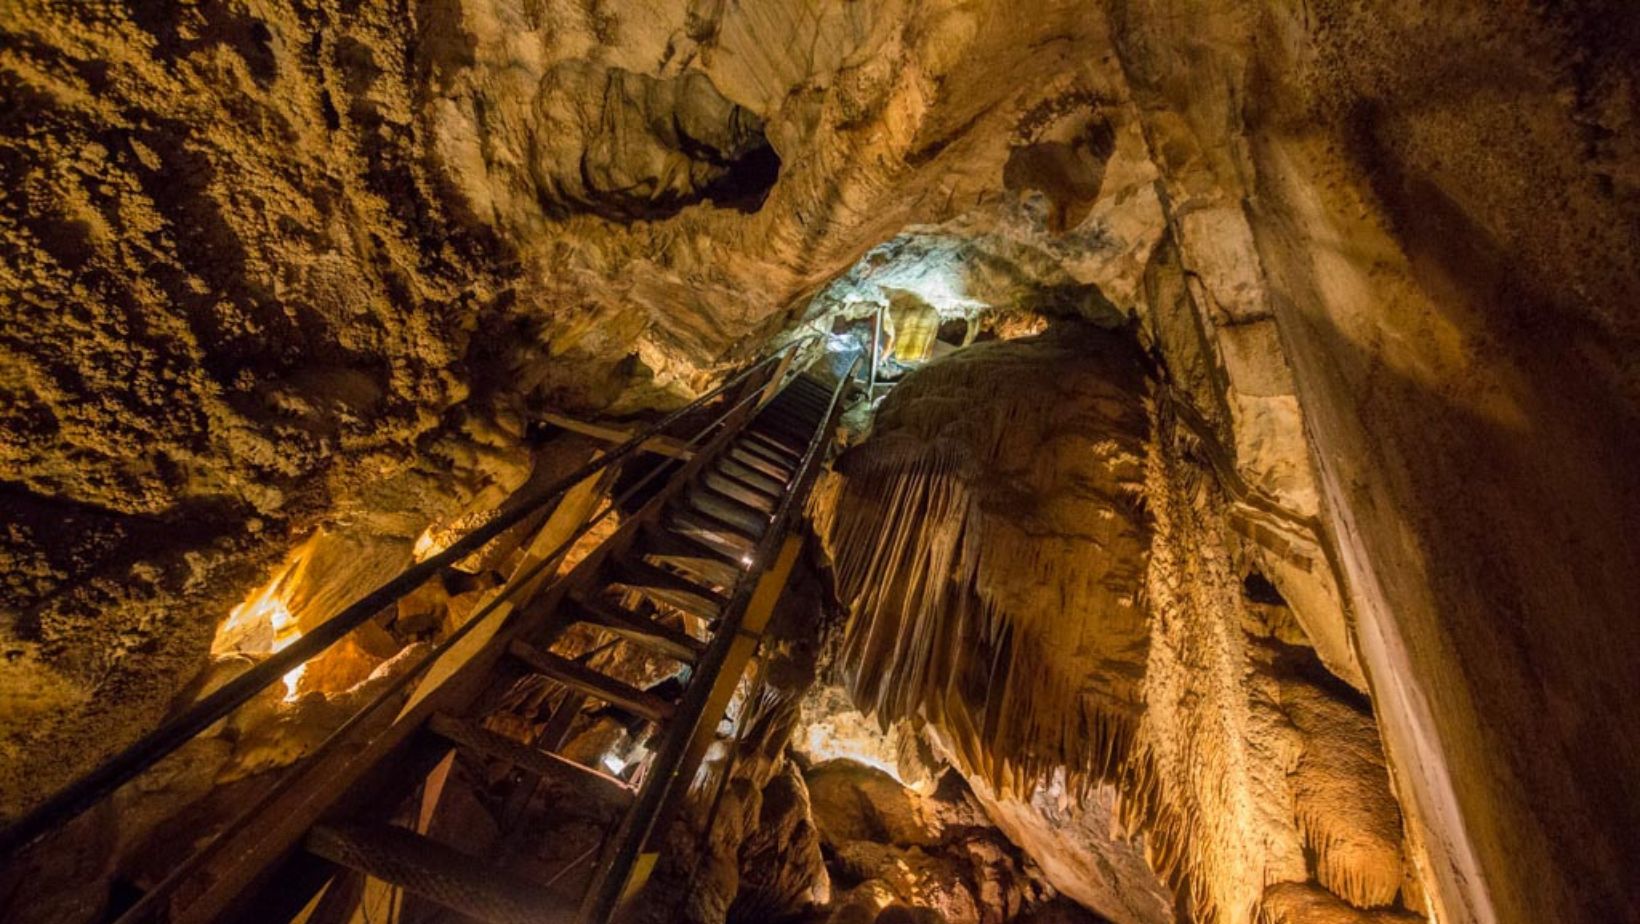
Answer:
868;304;882;398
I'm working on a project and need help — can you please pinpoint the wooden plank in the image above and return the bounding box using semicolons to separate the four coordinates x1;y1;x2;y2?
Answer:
571;595;706;663
306;823;572;924
541;413;694;460
428;714;635;808
508;641;677;723
658;534;804;830
727;446;792;482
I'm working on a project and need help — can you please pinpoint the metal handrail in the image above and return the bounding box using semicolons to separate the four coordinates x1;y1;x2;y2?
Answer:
105;373;787;924
0;343;807;862
578;357;861;923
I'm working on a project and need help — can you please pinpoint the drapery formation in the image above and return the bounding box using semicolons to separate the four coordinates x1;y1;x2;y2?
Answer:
814;327;1414;924
813;325;1153;797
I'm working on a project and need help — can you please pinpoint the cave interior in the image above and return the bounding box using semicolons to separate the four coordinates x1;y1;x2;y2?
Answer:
1;2;1638;924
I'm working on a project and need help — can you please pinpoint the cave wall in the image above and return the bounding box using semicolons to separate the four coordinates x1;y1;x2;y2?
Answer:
2;1;1637;922
1099;3;1640;922
819;326;1416;924
0;0;1145;816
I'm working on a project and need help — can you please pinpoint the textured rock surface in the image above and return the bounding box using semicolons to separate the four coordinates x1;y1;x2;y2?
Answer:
819;330;1417;924
816;325;1153;791
1102;4;1640;922
0;0;1151;819
2;1;1638;923
804;760;1099;924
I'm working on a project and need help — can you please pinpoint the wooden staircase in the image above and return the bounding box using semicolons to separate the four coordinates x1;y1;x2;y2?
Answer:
301;374;841;924
28;363;854;924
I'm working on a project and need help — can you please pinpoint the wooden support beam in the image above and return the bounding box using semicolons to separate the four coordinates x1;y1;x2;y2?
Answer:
541;413;694;460
400;463;609;718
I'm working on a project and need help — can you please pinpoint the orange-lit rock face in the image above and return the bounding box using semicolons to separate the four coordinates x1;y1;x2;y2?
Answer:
818;326;1417;924
818;324;1153;790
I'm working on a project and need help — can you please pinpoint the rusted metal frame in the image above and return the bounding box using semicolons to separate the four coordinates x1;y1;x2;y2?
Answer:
104;356;793;923
578;360;859;924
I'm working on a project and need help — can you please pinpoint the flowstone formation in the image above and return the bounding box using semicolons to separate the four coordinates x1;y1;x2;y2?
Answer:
815;324;1153;792
817;326;1419;924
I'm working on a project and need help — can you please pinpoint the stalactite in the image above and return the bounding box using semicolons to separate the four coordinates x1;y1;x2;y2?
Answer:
814;329;1419;924
816;328;1152;801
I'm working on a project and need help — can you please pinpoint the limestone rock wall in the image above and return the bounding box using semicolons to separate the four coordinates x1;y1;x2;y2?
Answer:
0;0;1143;818
1100;3;1640;921
3;1;1637;923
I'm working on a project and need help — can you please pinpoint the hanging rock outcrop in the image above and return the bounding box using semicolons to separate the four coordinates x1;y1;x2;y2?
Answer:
815;323;1153;793
818;325;1419;924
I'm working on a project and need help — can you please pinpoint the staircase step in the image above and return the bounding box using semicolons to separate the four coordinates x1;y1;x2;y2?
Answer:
642;522;744;565
743;429;802;458
756;410;818;436
686;487;769;536
728;446;793;482
569;595;705;663
700;471;777;513
306;823;570;924
667;512;758;563
427;713;635;807
672;502;764;550
774;387;827;406
735;435;797;467
611;558;725;620
644;547;742;591
714;458;784;497
508;640;676;723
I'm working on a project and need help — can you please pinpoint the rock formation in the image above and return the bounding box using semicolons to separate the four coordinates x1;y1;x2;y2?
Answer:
2;0;1637;922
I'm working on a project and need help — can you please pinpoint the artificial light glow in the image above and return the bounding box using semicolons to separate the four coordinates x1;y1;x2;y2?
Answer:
601;753;626;775
223;588;306;702
411;523;447;561
213;533;324;703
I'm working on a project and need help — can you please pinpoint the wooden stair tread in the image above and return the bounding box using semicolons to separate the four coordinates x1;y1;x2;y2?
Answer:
643;548;741;591
611;558;725;620
713;458;784;497
700;473;777;514
306;822;572;924
666;512;758;563
670;502;762;550
569;594;706;663
686;487;770;536
508;640;676;723
742;429;802;458
428;713;635;807
726;446;792;482
734;437;798;471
